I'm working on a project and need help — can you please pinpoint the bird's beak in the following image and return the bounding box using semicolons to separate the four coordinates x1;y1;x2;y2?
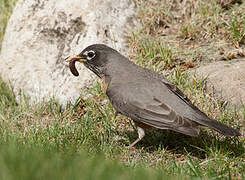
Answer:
65;55;86;63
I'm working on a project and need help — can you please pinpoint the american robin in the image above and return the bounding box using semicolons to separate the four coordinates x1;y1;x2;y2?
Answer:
66;44;241;148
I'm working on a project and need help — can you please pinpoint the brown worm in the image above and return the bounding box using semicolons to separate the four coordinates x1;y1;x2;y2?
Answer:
69;58;79;76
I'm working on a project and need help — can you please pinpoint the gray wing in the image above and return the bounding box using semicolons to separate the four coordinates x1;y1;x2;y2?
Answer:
107;80;240;137
107;82;200;136
160;78;240;136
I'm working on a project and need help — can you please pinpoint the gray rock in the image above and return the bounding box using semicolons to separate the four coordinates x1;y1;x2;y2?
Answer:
195;60;245;106
0;0;137;105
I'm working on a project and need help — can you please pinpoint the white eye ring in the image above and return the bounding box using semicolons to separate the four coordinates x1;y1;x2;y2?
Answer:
83;50;96;60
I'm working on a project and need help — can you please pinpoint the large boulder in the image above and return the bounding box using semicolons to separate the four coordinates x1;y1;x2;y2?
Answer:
195;59;245;106
0;0;136;105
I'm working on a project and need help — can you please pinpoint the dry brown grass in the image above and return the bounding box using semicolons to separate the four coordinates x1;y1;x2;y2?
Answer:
130;0;245;67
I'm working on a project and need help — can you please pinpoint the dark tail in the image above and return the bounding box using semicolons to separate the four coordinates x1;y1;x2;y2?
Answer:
199;118;241;136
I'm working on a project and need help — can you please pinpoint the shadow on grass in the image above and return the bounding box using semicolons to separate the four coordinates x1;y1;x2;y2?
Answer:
123;129;244;159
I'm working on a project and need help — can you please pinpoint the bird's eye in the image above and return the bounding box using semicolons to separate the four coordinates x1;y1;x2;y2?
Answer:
85;50;95;60
88;51;94;57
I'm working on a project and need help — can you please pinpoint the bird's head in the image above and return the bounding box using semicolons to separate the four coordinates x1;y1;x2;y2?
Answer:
66;44;118;78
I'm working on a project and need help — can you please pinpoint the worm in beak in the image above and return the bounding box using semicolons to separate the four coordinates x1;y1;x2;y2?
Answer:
65;55;86;76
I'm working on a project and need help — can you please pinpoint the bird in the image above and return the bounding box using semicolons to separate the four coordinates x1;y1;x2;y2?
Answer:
66;44;241;148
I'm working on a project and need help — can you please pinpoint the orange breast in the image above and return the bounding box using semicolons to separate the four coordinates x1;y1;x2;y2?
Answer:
134;121;154;129
101;77;108;92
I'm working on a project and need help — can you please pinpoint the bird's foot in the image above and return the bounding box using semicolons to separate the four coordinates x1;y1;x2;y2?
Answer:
127;126;145;149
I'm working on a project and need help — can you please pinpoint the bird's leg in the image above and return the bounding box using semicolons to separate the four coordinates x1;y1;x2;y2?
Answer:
128;126;145;148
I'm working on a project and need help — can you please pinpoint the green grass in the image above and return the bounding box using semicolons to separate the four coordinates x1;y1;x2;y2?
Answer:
0;137;176;180
230;15;245;46
0;0;245;179
0;75;244;179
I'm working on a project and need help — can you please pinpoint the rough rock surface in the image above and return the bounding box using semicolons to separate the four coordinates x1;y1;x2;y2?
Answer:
0;0;136;105
195;59;245;106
